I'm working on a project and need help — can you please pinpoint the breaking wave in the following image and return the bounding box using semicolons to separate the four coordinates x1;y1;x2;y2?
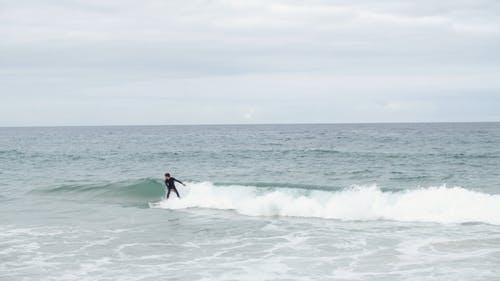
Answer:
151;182;500;225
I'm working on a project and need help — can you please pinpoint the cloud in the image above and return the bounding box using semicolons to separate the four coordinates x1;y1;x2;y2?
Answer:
0;0;499;125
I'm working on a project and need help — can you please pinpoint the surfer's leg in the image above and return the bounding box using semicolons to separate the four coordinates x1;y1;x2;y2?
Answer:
173;187;180;198
166;188;172;199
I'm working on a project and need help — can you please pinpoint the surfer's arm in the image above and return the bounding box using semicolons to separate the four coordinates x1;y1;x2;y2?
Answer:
174;178;186;186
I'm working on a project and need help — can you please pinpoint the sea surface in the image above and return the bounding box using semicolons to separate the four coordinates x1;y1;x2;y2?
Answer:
1;123;500;281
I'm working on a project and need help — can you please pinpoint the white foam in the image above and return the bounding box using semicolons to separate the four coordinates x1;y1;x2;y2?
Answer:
152;182;500;225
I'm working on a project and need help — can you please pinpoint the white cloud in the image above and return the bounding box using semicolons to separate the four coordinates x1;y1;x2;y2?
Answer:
382;101;437;113
243;108;255;121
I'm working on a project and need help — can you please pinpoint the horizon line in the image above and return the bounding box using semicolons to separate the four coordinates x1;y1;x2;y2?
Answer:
1;121;499;129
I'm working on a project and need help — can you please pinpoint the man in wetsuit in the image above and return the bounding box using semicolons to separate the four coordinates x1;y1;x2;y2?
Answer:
164;173;186;199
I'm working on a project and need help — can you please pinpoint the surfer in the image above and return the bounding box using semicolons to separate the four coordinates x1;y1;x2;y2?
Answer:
164;173;186;199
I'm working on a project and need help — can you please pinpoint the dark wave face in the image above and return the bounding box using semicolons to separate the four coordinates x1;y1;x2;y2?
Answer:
37;178;165;206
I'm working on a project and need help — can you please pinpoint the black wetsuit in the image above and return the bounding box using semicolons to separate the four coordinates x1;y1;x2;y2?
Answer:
165;177;183;199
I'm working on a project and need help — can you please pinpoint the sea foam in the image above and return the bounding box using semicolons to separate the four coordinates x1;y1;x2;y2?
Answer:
153;182;500;225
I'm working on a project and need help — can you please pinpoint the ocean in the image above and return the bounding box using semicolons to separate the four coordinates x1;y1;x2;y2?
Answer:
1;123;500;280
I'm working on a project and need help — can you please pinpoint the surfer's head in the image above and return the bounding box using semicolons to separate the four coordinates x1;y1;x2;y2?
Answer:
164;173;171;178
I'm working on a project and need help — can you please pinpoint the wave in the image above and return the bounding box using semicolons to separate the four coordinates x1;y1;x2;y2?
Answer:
151;182;500;225
41;178;165;204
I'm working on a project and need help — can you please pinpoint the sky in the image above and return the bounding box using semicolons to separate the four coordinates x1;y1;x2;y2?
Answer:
1;0;499;126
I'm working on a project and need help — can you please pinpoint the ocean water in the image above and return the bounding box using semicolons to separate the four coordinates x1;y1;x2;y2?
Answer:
1;123;500;280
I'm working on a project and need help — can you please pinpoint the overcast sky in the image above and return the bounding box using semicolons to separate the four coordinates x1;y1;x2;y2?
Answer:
1;0;499;126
